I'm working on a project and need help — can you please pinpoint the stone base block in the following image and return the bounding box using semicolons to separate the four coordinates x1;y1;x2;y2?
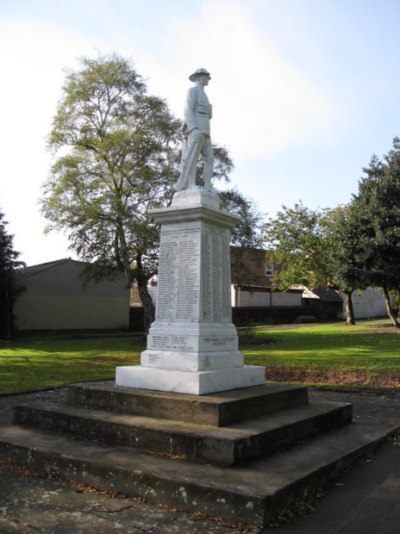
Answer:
12;399;353;466
140;350;243;371
146;322;239;353
115;365;265;395
170;187;220;209
67;382;309;426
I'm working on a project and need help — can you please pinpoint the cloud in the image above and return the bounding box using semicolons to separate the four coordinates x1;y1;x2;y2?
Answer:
0;4;333;263
0;19;97;151
0;19;94;264
135;1;332;162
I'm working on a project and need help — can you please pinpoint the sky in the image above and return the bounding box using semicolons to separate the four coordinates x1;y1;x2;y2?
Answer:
1;0;400;266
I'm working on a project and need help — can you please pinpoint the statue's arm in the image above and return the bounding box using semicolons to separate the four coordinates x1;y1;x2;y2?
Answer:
183;87;198;133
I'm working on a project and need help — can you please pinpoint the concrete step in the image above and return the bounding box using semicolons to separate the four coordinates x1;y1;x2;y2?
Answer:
13;399;352;466
0;420;395;528
66;382;309;426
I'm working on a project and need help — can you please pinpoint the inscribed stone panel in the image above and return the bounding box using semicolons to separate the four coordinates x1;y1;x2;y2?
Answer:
156;226;201;321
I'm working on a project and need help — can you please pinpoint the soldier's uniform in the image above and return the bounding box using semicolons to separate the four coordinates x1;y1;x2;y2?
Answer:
176;69;214;192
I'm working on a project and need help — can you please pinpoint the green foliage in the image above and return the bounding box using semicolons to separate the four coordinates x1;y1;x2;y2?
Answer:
219;189;266;248
43;54;180;284
347;137;400;326
262;136;400;327
41;54;238;331
264;202;345;290
43;54;185;330
324;205;363;292
353;137;400;289
263;202;368;325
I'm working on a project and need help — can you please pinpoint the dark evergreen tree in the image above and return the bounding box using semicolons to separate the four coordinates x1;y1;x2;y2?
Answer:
0;210;21;339
326;205;367;325
349;137;400;326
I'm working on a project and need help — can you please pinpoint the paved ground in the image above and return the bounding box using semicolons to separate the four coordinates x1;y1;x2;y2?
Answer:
0;387;399;533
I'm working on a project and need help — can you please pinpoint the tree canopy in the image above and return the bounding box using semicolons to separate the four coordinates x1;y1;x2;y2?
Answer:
41;54;261;331
263;202;365;324
42;54;184;329
263;137;400;327
263;203;332;290
219;189;265;249
347;137;400;326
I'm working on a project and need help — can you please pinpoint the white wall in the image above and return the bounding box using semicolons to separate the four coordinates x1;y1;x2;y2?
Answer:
232;287;302;307
340;287;387;319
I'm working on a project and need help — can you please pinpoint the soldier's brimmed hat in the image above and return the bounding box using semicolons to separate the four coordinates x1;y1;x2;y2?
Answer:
189;68;211;82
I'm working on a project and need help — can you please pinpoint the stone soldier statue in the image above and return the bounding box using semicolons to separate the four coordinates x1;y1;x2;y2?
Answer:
175;68;214;192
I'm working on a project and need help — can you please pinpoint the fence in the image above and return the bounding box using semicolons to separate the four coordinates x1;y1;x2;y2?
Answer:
130;302;342;331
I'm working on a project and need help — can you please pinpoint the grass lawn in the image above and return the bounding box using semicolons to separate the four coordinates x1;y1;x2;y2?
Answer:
0;320;398;394
242;320;399;371
241;320;400;389
0;335;143;395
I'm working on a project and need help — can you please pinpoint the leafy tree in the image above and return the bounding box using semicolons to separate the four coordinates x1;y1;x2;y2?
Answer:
323;205;367;325
42;54;181;331
263;202;362;325
41;54;237;332
349;137;400;327
264;203;330;288
219;189;266;248
0;210;22;339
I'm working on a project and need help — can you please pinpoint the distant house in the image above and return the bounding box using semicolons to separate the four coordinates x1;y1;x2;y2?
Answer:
14;259;130;330
230;247;303;307
232;248;391;319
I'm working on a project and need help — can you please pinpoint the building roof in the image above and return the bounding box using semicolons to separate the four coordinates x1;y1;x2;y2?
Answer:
312;286;343;302
18;258;87;279
230;246;272;287
293;285;320;300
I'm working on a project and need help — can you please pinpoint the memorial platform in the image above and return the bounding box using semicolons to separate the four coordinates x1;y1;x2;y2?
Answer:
0;381;397;528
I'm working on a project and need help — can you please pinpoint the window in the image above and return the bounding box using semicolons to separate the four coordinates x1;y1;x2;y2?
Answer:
265;264;274;277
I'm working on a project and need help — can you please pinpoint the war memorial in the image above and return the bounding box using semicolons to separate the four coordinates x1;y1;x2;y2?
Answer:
0;69;397;529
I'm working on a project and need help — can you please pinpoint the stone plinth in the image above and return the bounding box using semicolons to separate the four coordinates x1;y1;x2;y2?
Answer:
67;382;309;426
116;189;265;394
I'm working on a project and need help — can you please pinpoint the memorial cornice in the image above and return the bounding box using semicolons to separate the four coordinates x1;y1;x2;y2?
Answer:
148;204;240;230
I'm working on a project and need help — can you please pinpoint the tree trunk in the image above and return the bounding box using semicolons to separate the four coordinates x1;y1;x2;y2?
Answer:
382;286;400;328
131;253;155;334
344;290;356;325
137;278;154;334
